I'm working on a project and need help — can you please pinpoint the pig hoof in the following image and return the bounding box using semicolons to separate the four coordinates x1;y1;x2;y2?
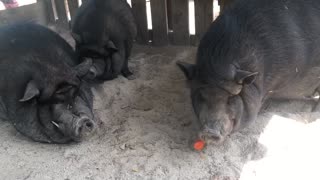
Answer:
121;69;133;78
126;74;136;80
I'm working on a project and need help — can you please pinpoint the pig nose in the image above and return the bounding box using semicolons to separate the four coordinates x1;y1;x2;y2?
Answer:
74;116;96;138
200;126;223;143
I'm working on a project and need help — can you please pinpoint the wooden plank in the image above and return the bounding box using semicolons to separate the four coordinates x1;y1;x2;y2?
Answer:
0;3;45;27
166;0;173;30
67;0;79;20
81;0;88;4
40;0;55;24
219;0;232;11
170;0;189;45
44;0;56;23
189;35;197;46
54;0;68;28
150;0;169;46
131;0;149;44
194;0;213;45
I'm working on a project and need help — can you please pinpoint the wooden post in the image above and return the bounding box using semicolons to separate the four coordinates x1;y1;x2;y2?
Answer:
55;0;68;28
131;0;149;44
166;0;173;30
219;0;233;11
0;3;44;27
41;0;55;24
150;0;169;46
170;0;189;45
67;0;79;20
82;0;88;4
194;0;213;45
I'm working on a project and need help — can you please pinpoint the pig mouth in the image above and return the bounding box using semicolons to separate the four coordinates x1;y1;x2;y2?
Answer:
37;102;96;143
198;118;235;145
50;114;96;142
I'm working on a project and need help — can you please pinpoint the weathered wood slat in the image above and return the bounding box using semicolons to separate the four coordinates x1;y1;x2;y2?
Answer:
0;2;45;27
81;0;88;4
54;0;68;28
170;0;189;45
41;0;55;24
68;0;79;20
219;0;233;11
194;0;213;46
150;0;169;46
131;0;149;44
166;0;173;30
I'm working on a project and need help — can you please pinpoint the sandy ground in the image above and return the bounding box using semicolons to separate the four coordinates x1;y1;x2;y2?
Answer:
0;28;320;180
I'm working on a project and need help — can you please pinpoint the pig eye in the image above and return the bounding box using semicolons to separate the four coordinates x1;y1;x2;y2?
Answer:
227;95;237;105
55;85;74;95
81;50;102;59
197;90;206;102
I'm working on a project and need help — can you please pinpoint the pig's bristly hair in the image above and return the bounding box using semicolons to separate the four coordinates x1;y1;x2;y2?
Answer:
195;9;244;83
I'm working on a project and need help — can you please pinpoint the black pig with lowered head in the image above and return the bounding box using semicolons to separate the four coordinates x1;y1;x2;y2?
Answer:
178;0;320;145
71;0;137;81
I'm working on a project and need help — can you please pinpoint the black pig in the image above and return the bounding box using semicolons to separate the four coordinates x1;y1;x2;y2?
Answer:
178;0;320;145
0;23;96;143
71;0;137;81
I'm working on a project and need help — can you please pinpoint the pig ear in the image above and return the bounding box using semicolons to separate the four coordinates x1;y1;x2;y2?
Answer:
176;61;196;80
74;58;93;78
106;40;118;53
71;32;82;44
19;80;40;102
235;70;258;84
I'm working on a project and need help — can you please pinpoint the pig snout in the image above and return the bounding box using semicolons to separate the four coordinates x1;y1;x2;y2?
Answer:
199;126;224;144
199;119;234;144
73;115;96;140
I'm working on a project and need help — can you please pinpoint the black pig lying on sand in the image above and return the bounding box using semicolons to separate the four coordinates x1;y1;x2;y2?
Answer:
178;0;320;145
0;23;96;143
71;0;137;81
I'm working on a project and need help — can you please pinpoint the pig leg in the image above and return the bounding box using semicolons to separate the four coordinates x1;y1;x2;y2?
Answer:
311;87;320;112
110;42;126;79
121;40;133;78
121;58;133;78
0;97;8;121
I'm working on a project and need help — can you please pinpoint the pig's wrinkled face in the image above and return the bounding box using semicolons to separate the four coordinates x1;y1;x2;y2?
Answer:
72;33;118;80
37;85;94;143
17;60;96;143
177;61;258;144
190;82;243;144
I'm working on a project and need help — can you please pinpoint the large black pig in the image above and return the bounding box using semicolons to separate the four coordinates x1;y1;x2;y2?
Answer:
177;0;320;145
71;0;137;81
0;23;96;143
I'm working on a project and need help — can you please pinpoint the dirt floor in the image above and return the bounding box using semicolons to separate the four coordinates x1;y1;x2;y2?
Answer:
0;28;320;180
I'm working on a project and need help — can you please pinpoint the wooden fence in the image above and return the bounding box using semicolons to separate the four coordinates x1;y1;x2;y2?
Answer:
0;0;229;46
